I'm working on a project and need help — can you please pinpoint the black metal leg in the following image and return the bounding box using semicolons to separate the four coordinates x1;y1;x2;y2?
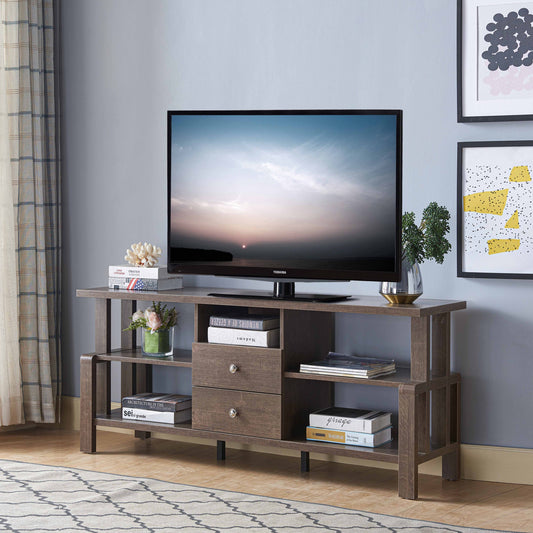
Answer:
217;440;226;461
300;451;310;472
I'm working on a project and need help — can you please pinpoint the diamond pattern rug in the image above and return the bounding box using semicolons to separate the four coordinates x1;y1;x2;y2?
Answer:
0;459;514;532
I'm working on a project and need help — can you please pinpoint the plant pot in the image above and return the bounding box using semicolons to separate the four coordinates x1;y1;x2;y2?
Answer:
141;327;174;357
379;257;423;304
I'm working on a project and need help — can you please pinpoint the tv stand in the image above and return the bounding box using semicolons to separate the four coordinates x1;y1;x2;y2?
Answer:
209;281;352;303
77;286;466;500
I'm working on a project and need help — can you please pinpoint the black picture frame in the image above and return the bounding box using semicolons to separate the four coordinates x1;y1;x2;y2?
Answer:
458;140;533;278
457;0;533;122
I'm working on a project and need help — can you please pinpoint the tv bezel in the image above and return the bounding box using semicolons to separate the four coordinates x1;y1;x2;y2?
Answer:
167;109;402;284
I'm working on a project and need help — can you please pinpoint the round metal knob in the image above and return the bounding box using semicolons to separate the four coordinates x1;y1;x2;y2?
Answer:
228;408;238;419
229;363;239;374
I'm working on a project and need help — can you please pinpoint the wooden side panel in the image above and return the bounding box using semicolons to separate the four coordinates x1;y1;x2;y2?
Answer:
121;300;136;399
398;384;418;500
411;316;430;381
443;380;461;481
192;387;282;439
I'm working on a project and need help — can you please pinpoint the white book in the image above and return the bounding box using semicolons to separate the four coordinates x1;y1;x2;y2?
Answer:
108;265;180;279
309;407;392;434
306;425;392;447
121;407;191;424
207;326;280;347
108;277;183;291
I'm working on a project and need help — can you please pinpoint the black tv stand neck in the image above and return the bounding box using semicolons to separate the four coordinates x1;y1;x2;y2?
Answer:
209;281;351;303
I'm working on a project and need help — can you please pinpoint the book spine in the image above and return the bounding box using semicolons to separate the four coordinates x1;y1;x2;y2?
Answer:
121;407;191;424
108;277;183;291
207;326;280;347
209;316;278;330
108;265;177;279
121;399;192;412
306;426;392;447
308;413;391;433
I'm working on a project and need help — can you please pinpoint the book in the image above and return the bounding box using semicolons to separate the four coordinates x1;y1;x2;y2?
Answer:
207;326;280;347
108;277;183;291
300;352;395;378
122;406;191;424
109;265;179;279
209;313;280;331
306;425;392;447
121;393;192;412
309;407;392;433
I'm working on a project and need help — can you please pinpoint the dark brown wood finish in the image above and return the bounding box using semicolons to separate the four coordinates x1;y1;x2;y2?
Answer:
120;300;136;399
94;298;111;416
78;286;466;500
192;343;282;394
192;386;282;439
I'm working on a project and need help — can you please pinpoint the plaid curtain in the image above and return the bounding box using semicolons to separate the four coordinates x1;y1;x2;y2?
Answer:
4;0;61;423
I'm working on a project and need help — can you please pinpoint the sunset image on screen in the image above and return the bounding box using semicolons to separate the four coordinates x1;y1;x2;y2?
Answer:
169;113;398;270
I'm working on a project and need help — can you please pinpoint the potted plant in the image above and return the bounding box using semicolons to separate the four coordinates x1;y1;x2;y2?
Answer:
380;202;451;304
124;301;178;357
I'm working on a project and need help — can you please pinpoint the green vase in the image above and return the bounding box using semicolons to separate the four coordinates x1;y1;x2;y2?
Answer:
142;327;174;357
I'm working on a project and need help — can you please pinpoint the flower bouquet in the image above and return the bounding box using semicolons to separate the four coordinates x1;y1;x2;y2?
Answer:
124;302;178;357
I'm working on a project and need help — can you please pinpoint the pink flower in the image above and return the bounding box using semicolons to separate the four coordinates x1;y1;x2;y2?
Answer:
146;311;162;332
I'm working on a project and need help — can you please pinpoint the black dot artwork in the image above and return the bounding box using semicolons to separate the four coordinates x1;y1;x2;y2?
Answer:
482;8;533;71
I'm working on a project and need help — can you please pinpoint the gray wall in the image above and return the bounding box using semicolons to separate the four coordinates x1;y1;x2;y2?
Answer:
61;0;533;448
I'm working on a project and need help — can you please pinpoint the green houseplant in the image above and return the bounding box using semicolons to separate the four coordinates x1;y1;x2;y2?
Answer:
124;301;178;357
380;202;451;304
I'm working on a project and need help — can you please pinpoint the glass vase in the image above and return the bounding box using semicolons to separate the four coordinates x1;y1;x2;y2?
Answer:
379;256;423;304
141;327;174;357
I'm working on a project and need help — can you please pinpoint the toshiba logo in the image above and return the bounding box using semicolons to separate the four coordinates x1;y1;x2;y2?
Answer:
273;270;287;275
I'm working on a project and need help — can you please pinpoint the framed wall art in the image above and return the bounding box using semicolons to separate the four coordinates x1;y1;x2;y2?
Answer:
458;141;533;278
458;0;533;122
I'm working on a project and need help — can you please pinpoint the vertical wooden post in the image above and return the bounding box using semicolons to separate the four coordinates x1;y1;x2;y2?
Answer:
80;354;97;453
121;299;136;399
431;313;450;449
442;380;461;480
95;298;111;416
398;384;418;500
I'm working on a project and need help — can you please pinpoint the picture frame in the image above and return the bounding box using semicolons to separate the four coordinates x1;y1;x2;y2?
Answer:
458;0;533;122
458;141;533;278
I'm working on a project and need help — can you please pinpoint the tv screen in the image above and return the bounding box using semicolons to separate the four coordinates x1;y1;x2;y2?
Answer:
168;110;402;298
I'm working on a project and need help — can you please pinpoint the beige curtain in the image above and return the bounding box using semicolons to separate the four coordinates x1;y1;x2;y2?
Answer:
2;0;61;424
0;0;23;426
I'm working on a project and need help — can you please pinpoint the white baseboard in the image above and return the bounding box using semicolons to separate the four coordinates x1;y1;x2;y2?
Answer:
58;396;532;485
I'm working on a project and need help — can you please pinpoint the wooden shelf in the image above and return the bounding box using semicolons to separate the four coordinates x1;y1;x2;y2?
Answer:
284;366;412;387
91;348;192;367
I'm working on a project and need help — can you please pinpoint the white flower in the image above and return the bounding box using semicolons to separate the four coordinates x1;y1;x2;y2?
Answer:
132;310;145;322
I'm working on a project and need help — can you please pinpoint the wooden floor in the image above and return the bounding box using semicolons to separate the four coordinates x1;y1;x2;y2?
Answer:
0;428;531;532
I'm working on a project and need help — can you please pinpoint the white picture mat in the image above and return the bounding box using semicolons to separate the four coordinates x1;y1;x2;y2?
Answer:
461;145;533;274
461;0;533;118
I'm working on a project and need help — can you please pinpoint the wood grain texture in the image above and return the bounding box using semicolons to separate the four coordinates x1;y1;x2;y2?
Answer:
192;342;282;394
431;312;450;377
398;384;418;500
120;300;136;399
95;298;111;416
80;354;96;453
192;386;282;439
443;381;461;481
410;316;430;382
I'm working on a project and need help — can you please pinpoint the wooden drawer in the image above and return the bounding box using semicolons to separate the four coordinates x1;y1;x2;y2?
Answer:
192;342;282;394
192;386;282;439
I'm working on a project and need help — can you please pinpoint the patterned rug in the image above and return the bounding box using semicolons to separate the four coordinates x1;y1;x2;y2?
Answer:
0;459;515;532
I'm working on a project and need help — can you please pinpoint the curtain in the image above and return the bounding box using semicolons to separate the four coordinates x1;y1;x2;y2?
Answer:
2;0;61;424
0;0;23;426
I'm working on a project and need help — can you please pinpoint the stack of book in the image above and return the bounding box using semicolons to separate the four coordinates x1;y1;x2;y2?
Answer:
108;265;183;291
300;352;396;379
207;312;280;347
121;392;191;424
306;407;393;448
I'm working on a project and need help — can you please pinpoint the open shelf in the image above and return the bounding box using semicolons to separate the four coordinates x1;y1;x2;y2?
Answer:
92;348;192;367
284;366;412;387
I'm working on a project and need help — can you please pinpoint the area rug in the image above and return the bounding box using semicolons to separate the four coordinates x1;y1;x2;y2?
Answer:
0;459;515;532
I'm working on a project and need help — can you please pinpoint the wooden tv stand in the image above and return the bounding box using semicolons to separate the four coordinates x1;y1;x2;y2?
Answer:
77;287;466;500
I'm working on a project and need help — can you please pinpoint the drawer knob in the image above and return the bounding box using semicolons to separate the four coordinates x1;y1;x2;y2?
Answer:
228;408;238;418
229;363;239;374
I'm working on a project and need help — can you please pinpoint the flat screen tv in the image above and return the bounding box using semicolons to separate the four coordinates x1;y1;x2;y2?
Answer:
168;110;402;302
